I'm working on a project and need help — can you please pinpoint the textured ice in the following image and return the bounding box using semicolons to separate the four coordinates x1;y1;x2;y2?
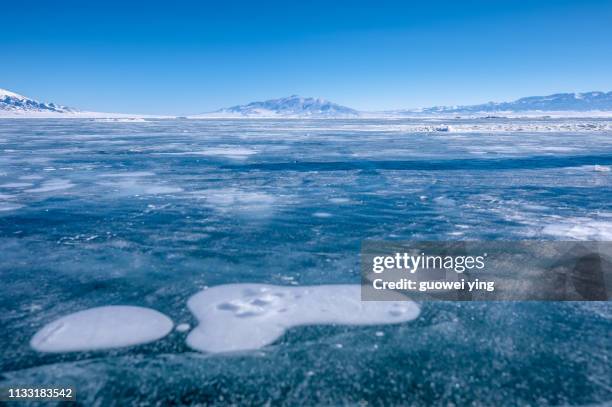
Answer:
0;202;23;211
30;306;173;352
98;179;183;195
193;146;258;159
195;188;276;215
186;284;420;353
542;217;612;240
25;179;75;193
1;117;612;405
98;171;156;178
0;182;32;188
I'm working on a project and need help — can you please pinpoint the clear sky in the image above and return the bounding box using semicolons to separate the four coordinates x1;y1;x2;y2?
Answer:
2;0;612;115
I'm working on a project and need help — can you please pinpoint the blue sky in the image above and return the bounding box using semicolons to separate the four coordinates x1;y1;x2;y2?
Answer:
2;0;612;114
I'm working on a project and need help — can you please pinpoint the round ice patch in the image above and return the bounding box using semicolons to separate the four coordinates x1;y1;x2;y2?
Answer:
30;306;173;352
186;284;420;353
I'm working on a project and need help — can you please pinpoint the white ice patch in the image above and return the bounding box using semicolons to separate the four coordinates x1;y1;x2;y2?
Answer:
161;147;258;160
19;175;44;180
25;179;74;193
0;182;33;188
186;284;420;353
194;147;258;159
542;217;612;240
0;202;23;212
93;118;147;123
98;179;183;195
30;306;173;353
195;188;276;216
98;171;155;178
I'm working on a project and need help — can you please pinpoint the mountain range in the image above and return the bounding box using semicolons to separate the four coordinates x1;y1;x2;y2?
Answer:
417;91;612;114
1;87;612;118
0;88;77;114
202;95;360;118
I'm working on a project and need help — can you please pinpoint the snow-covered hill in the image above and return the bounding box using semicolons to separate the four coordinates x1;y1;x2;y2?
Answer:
196;95;360;118
0;88;166;119
3;87;612;119
0;88;77;114
416;91;612;114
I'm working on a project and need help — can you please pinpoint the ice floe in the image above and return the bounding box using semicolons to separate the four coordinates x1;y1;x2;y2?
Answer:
31;306;173;352
186;284;420;353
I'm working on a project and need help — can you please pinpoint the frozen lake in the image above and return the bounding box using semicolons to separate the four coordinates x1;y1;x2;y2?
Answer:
1;118;611;405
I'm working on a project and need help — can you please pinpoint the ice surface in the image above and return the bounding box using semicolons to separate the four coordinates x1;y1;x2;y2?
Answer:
97;179;183;195
30;306;173;352
542;217;612;240
186;284;420;353
194;188;276;215
193;146;258;159
1;117;612;404
25;179;75;193
0;202;23;211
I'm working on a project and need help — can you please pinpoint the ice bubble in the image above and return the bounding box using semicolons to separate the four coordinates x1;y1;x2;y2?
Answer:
31;306;173;353
186;284;420;353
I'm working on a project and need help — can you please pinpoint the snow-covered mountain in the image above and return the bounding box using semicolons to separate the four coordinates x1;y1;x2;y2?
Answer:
198;95;360;118
416;91;612;114
0;88;165;119
0;88;77;114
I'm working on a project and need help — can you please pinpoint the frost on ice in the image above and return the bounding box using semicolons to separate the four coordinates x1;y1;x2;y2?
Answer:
31;306;173;352
186;284;420;353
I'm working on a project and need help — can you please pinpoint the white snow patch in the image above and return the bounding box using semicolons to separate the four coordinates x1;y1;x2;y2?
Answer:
195;188;276;215
93;118;147;123
0;202;24;212
175;323;191;332
542;217;612;240
99;179;183;195
98;171;155;178
25;179;74;193
194;147;258;159
19;175;44;180
329;197;351;204
30;306;173;353
0;182;33;188
186;284;420;353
